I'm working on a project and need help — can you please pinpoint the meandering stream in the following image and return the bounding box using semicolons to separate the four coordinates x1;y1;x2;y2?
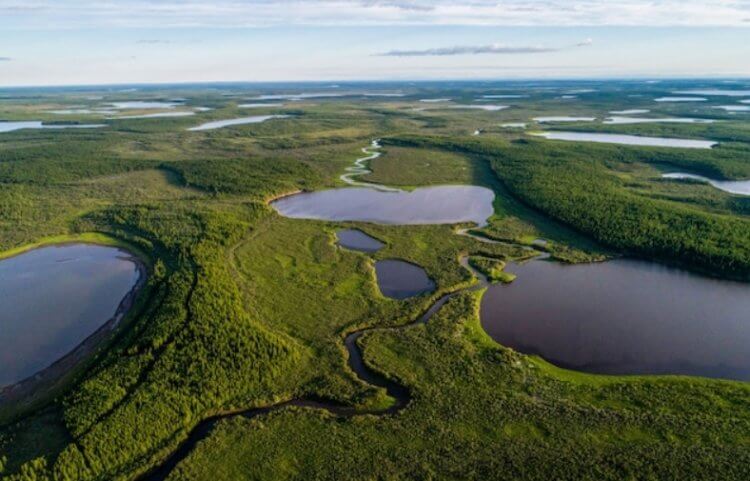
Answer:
139;255;493;481
140;139;750;479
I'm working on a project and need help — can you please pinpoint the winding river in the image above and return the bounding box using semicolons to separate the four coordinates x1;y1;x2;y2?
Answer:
139;255;492;481
139;139;750;479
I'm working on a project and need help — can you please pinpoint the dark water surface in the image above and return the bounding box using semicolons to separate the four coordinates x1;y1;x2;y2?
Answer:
336;229;384;253
481;259;750;380
271;186;495;225
375;260;435;300
0;244;141;386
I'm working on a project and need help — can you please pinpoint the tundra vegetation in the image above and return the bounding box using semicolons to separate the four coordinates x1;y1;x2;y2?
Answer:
1;81;749;481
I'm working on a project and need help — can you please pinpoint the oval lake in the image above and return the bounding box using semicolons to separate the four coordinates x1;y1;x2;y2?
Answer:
480;258;750;381
271;186;495;226
0;244;142;387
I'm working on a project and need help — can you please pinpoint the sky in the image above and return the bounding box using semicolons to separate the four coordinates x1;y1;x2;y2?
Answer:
0;0;749;86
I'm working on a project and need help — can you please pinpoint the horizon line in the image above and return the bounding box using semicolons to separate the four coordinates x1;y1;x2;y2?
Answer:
2;76;749;91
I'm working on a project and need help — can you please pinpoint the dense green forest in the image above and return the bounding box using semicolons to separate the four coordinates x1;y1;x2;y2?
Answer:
1;82;749;480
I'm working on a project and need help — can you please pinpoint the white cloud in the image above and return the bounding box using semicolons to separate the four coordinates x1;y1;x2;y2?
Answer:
379;44;559;56
378;39;593;57
1;1;750;29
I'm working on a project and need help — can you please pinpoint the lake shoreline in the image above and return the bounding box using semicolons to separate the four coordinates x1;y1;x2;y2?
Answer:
0;242;149;409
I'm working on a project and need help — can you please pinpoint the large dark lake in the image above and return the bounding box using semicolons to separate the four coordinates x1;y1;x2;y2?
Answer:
271;186;495;225
0;244;142;386
480;259;750;381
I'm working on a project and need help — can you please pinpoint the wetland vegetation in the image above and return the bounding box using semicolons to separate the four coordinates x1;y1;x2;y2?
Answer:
1;80;749;481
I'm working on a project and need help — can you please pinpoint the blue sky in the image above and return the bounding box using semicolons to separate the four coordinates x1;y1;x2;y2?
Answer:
0;1;749;86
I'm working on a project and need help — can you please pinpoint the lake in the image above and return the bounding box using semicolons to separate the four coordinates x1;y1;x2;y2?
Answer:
336;229;384;253
0;244;143;387
480;258;750;380
116;112;196;119
481;95;527;99
0;121;106;133
715;106;750;112
271;186;495;226
654;97;707;102
375;260;435;300
609;109;650;114
238;103;284;108
533;132;717;149
534;116;596;123
673;89;750;97
108;101;183;109
604;116;714;124
451;105;508;111
662;172;750;195
188;115;289;131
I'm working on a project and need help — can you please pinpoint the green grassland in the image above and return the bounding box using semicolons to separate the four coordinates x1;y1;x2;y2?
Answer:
1;82;749;480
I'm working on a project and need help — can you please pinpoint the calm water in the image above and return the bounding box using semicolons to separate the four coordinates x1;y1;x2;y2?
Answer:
188;115;288;131
609;109;650;114
534;116;596;122
375;260;435;300
715;106;750;112
481;259;750;380
674;89;750;97
0;244;141;386
654;97;707;102
336;229;384;253
604;116;714;124
0;121;105;133
272;186;495;225
534;132;717;149
482;95;527;99
238;103;284;108
116;111;196;119
663;173;750;195
251;93;345;100
452;105;508;111
108;101;183;109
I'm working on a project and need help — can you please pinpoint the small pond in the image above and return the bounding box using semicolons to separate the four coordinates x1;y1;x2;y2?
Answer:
0;244;142;387
336;229;384;253
188;115;289;131
375;260;435;300
480;258;750;380
271;186;495;226
533;132;717;149
662;172;750;195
